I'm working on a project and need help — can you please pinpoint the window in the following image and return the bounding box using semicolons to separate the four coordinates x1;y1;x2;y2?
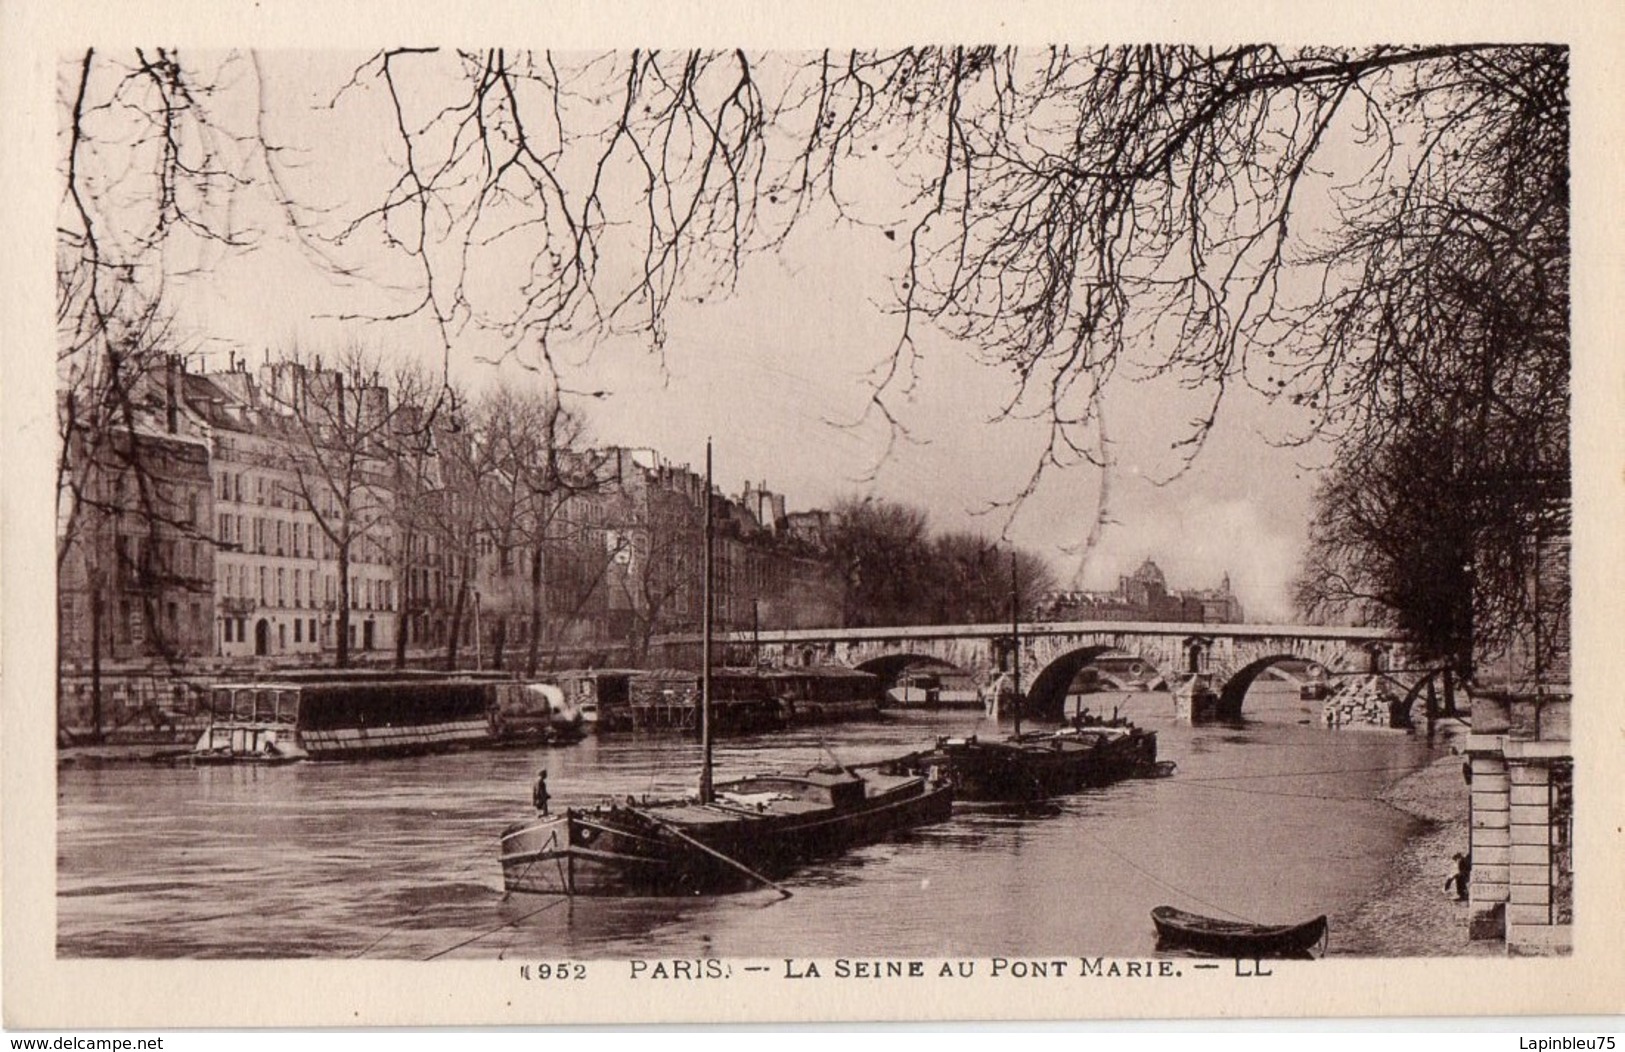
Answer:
294;619;302;643
276;568;286;607
219;513;230;544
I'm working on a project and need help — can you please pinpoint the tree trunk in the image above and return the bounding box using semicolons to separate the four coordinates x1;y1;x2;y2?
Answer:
492;616;507;671
336;541;351;669
445;575;469;671
90;575;104;744
526;543;545;676
394;536;412;669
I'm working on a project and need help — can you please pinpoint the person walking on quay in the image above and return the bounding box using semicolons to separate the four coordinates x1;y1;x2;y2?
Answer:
1445;851;1471;901
533;769;550;815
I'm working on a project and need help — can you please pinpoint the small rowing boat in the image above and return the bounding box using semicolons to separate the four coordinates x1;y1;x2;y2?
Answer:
1151;905;1328;958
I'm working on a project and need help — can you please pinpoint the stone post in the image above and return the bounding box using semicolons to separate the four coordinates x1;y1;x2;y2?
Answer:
1467;750;1510;940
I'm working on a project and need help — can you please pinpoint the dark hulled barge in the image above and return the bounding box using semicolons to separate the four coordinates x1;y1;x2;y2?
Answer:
883;717;1161;802
499;442;954;898
499;766;953;896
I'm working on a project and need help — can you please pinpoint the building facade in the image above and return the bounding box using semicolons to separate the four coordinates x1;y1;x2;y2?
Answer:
183;359;399;661
1039;560;1246;624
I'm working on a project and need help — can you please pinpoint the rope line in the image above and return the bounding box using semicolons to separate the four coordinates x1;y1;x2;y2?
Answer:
351;833;511;958
1175;763;1423;783
1067;822;1257;924
1158;780;1379;804
421;895;570;961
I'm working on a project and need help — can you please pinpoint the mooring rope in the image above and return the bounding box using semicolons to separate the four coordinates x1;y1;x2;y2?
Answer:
1066;822;1259;924
421;895;571;961
1162;780;1383;805
350;833;512;958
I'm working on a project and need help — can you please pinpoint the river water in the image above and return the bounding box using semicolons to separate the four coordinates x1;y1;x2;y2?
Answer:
57;684;1444;959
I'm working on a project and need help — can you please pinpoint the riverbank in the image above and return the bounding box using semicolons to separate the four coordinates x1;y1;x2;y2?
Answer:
1332;721;1500;957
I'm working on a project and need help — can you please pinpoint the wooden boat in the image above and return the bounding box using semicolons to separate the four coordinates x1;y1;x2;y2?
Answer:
499;766;953;895
1151;905;1328;958
498;442;953;897
878;562;1160;803
883;719;1159;802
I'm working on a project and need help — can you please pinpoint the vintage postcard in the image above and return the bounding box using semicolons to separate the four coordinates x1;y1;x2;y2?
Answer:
4;0;1623;1030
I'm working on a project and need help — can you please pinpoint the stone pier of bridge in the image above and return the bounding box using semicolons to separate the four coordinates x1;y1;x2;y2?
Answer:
659;620;1416;724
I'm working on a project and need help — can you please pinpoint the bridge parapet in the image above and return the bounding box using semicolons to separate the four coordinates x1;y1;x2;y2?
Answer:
656;620;1413;723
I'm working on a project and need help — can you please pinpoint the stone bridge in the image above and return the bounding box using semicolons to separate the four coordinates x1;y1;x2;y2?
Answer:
659;620;1417;722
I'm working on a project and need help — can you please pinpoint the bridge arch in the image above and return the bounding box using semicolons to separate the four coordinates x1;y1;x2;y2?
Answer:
852;653;961;685
1215;654;1331;720
1026;646;1171;722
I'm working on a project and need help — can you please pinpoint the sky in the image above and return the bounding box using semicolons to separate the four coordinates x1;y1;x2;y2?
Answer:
109;49;1337;622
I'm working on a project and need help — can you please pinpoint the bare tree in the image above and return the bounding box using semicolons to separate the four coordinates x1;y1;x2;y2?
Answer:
473;387;607;674
60;47;1569;670
616;481;705;665
62;47;1566;474
387;368;474;669
260;345;413;668
1293;46;1567;673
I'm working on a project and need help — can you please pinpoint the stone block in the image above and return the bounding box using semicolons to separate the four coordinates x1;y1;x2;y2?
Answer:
1510;785;1550;807
1510;883;1551;905
1508;923;1572;957
1509;863;1549;887
1472;825;1510;848
1474;845;1510;867
1510;823;1550;846
1472;810;1509;829
1509;764;1550;786
1506;903;1552;927
1509;843;1550;866
1473;879;1509;903
1470;771;1510;793
1472;788;1509;812
1540;700;1571;742
1509;699;1542;740
1470;695;1511;735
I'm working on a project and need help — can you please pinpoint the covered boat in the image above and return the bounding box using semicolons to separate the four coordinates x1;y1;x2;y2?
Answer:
499;766;953;896
1151;905;1328;958
192;683;307;764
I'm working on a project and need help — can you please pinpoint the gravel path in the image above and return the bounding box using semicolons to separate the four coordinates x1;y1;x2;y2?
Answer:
1331;722;1500;957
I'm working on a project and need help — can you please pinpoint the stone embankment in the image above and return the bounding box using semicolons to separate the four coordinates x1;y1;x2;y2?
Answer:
1322;679;1400;728
1332;722;1500;957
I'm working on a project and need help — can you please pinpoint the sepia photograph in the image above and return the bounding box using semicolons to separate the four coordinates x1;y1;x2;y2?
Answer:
4;1;1622;1031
